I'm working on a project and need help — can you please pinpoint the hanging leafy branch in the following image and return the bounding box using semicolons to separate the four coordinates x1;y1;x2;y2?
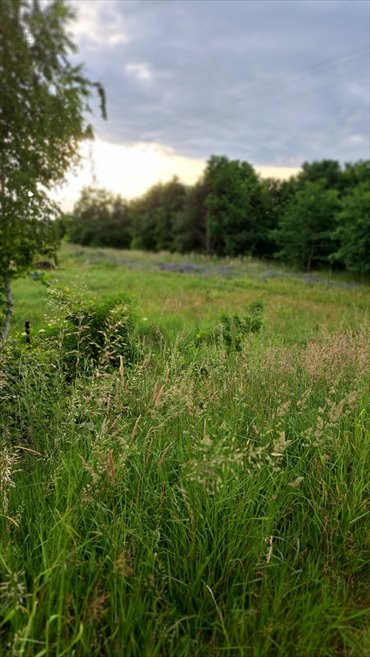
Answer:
0;0;106;345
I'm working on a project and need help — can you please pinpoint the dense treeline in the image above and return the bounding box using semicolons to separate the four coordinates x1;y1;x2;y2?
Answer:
64;157;370;273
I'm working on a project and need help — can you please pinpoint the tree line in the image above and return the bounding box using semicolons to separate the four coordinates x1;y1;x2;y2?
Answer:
1;0;369;346
64;157;370;274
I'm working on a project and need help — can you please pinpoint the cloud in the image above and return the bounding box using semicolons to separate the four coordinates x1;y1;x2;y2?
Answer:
69;0;130;48
56;0;369;204
125;63;153;82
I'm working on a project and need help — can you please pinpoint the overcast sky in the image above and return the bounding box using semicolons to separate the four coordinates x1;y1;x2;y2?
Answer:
55;0;370;206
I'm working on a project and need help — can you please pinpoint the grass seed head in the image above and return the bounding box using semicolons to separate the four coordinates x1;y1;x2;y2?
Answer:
0;445;19;514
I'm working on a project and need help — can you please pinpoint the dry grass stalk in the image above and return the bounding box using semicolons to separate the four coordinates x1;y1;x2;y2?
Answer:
152;381;165;408
131;414;142;438
158;441;174;467
119;355;125;391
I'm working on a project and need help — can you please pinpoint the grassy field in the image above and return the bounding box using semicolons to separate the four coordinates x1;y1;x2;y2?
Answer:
1;244;369;656
11;243;370;341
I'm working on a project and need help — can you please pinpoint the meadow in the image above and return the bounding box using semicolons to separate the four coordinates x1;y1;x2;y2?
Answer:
1;243;369;656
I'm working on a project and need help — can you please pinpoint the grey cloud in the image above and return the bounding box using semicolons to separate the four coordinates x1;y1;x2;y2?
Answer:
74;0;369;165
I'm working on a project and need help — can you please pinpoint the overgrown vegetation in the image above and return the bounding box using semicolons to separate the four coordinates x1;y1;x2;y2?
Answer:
195;303;264;350
1;247;369;656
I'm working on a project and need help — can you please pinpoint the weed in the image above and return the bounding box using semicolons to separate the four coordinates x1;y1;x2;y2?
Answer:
195;302;264;350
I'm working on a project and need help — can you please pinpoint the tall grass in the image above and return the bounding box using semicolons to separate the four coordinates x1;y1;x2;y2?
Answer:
1;294;369;656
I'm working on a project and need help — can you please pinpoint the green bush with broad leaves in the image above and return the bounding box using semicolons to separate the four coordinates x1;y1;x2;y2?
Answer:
195;301;264;350
37;288;137;379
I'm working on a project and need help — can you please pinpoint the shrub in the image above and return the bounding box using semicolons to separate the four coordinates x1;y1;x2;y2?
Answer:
38;287;137;379
195;302;264;350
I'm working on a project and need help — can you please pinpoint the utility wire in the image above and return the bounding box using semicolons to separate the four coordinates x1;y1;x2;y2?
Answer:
160;69;369;139
140;45;369;134
132;68;368;164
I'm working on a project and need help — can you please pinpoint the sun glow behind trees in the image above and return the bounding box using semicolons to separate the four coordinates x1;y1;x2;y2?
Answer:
50;138;300;212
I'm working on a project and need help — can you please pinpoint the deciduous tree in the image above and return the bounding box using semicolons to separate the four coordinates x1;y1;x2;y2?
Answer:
0;0;105;343
69;188;131;248
330;183;370;274
204;156;265;257
174;179;209;253
272;181;340;271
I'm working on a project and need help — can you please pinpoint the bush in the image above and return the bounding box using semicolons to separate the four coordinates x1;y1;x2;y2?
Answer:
195;302;264;350
38;287;137;379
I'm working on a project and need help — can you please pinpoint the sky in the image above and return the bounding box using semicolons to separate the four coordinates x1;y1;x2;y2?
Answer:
52;0;370;210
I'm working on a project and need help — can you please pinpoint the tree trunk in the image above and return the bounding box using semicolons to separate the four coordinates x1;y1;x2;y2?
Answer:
306;241;315;272
205;220;211;255
0;272;13;347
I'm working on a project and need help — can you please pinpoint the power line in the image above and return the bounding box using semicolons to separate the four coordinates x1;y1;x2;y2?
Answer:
141;45;369;134
161;70;369;139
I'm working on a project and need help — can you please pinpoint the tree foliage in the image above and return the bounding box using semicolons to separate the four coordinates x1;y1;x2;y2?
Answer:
64;157;369;276
297;159;344;192
174;179;210;253
341;160;370;192
69;187;131;248
0;0;105;342
130;178;186;252
204;156;266;256
330;183;370;274
130;183;164;251
272;181;340;271
155;177;187;252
